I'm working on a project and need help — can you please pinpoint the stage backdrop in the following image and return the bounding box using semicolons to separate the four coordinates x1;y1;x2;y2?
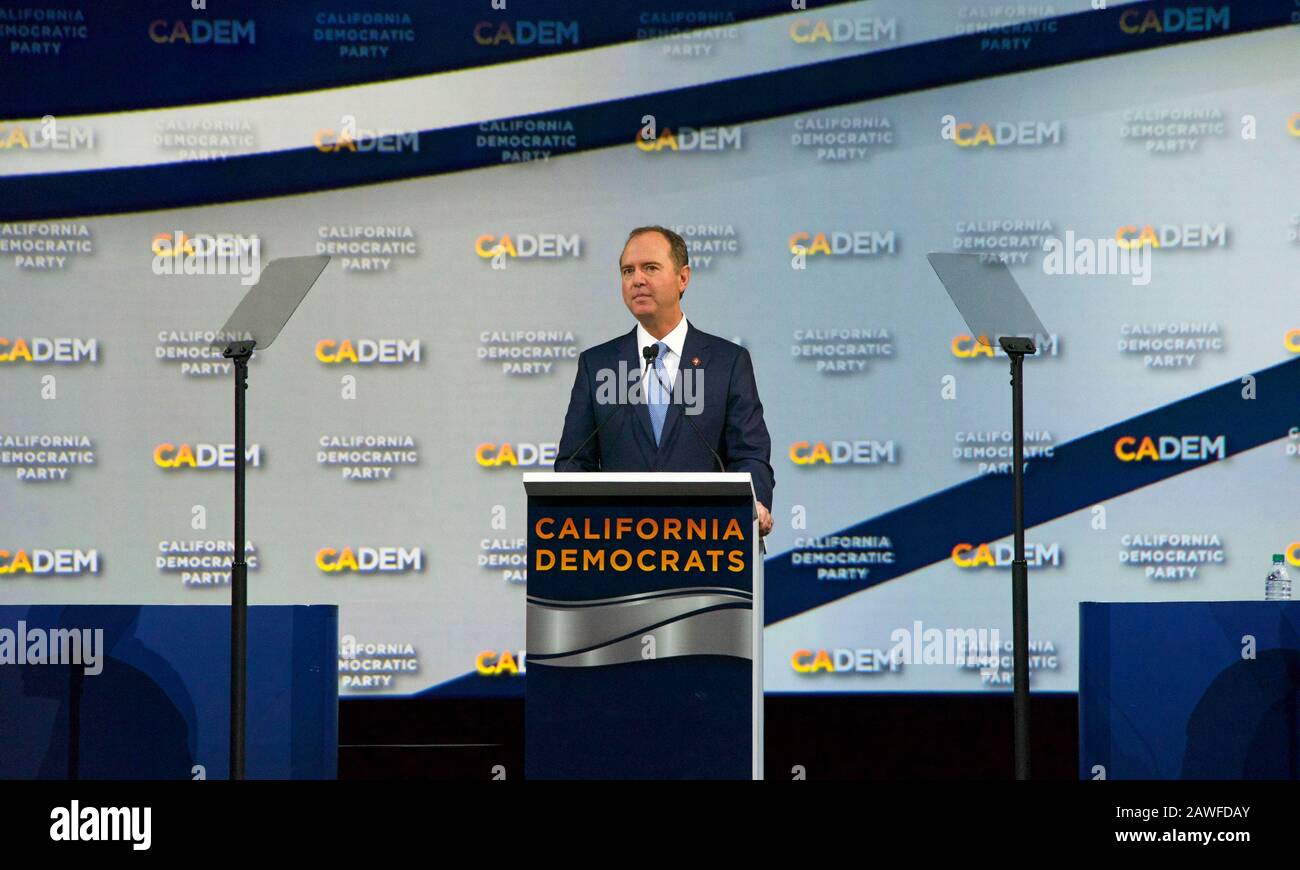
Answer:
2;0;1298;698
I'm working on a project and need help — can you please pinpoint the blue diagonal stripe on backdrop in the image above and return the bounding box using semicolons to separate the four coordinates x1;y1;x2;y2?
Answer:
2;1;1294;220
763;355;1300;625
2;0;830;117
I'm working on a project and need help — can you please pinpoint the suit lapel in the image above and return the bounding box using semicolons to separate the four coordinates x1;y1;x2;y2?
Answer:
655;324;711;464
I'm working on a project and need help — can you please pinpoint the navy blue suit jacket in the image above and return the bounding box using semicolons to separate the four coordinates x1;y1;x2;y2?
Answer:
556;322;775;509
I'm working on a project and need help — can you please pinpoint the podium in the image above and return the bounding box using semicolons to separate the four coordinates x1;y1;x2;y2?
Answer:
523;472;763;780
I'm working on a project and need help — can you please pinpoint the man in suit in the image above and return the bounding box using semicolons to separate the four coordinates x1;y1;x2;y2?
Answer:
556;225;774;535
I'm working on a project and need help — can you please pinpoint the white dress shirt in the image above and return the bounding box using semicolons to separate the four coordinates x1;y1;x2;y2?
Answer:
636;315;688;396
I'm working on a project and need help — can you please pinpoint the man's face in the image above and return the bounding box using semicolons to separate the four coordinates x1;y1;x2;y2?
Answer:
620;232;688;322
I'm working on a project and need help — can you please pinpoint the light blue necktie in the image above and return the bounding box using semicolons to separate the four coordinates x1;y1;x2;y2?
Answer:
648;341;669;445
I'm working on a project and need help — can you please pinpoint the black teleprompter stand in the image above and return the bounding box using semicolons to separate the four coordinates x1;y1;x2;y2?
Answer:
221;338;255;780
210;255;329;779
1001;335;1036;781
928;252;1050;781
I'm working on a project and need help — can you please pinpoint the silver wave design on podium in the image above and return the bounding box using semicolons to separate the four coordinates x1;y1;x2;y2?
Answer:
527;587;752;667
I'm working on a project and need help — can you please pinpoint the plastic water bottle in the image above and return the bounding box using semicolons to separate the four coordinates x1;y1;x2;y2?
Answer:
1265;554;1291;601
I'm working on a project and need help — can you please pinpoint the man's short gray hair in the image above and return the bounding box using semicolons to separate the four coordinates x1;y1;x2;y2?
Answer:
624;225;689;271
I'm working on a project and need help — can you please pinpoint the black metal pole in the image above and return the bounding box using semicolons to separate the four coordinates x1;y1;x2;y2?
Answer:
226;343;253;781
1009;349;1030;780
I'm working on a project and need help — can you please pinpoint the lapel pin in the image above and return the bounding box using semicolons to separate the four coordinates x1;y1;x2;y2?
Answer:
691;357;701;367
